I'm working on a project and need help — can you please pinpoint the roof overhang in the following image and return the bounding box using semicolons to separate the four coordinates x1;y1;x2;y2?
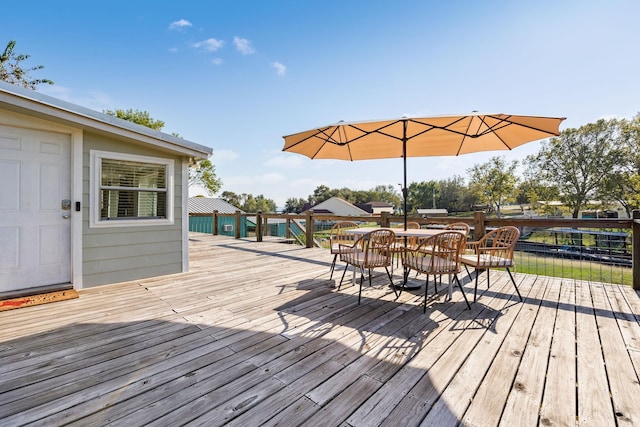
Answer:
0;81;213;159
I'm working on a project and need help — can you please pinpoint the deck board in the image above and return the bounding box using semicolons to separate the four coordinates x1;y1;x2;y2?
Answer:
1;233;639;426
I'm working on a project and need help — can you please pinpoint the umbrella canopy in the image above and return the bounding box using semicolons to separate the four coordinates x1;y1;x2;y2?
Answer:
282;113;565;228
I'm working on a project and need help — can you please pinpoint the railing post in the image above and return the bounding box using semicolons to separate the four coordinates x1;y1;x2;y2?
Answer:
381;211;389;227
212;210;218;235
286;217;291;239
633;209;640;290
305;210;314;248
264;216;268;238
256;211;263;242
235;210;241;239
473;211;486;240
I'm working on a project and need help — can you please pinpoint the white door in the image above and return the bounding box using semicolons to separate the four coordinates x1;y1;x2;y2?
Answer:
0;124;71;292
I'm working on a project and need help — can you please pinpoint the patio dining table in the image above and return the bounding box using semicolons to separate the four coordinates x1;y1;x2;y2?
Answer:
344;227;451;292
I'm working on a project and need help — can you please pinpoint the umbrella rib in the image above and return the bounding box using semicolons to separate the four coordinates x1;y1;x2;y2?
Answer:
476;115;561;149
309;126;346;159
283;126;336;152
479;114;562;138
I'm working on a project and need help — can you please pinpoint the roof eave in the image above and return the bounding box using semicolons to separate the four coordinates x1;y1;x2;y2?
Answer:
0;82;213;159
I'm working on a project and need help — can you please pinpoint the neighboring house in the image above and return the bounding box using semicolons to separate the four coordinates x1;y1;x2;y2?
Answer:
304;197;371;216
357;201;395;215
188;197;242;214
188;197;246;236
0;81;212;296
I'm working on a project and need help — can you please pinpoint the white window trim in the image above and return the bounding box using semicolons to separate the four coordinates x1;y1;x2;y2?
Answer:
90;150;174;228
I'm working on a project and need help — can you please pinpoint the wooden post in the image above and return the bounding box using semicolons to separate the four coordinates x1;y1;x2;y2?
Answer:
380;211;390;227
212;210;218;235
633;210;640;290
473;211;486;240
256;211;263;242
263;216;268;238
235;210;241;239
305;210;314;248
286;217;291;239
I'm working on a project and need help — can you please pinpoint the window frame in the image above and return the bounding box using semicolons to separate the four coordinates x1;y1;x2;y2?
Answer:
90;150;174;228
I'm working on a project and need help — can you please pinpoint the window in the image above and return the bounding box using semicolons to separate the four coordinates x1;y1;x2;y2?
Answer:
91;151;174;227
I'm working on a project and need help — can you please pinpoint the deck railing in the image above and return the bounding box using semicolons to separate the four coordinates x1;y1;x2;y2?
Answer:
189;210;640;290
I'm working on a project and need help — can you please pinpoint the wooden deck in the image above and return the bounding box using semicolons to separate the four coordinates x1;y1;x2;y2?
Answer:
1;233;639;426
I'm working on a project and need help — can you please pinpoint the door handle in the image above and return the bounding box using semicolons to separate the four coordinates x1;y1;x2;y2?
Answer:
62;213;71;219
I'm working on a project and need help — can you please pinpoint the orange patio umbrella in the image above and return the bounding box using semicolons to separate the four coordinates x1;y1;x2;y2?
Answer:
282;113;565;229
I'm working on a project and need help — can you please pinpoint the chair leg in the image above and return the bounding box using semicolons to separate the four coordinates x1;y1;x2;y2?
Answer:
358;267;367;304
487;268;491;288
463;264;471;277
338;264;349;291
423;274;430;313
474;269;481;302
329;254;338;280
454;274;471;310
506;267;523;301
385;266;398;298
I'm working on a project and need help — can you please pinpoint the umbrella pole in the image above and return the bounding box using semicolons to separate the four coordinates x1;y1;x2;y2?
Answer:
402;121;408;231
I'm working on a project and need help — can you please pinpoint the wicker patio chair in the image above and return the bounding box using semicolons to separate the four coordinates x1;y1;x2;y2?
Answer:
387;221;421;271
338;228;397;304
460;226;522;302
401;231;471;312
328;221;359;280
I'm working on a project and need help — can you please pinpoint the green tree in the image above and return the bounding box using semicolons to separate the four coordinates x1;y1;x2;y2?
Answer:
406;181;438;213
435;176;469;213
467;156;519;218
252;194;277;213
283;197;307;214
188;159;222;196
370;184;402;208
104;108;222;196
600;114;640;216
527;119;625;218
103;108;165;130
310;185;332;204
0;40;53;89
221;191;242;208
220;191;276;213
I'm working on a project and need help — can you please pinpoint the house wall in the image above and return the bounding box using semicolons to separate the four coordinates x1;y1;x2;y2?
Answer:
82;133;187;287
371;207;394;215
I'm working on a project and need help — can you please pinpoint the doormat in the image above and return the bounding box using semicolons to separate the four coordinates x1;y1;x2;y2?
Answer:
0;289;79;312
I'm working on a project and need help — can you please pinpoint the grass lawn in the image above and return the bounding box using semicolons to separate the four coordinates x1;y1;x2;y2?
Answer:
514;251;632;286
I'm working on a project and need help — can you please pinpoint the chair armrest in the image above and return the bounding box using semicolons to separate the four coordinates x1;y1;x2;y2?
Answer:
464;240;481;253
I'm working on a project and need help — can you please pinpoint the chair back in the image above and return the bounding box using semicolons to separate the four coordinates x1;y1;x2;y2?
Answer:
360;229;395;268
445;222;470;236
415;231;467;275
431;230;467;274
329;221;359;254
479;226;520;261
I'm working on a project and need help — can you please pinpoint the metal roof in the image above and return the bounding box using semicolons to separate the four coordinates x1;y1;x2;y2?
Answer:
0;80;212;159
188;197;243;214
305;197;370;216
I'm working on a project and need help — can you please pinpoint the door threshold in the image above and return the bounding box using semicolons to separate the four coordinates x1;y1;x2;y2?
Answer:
0;283;73;300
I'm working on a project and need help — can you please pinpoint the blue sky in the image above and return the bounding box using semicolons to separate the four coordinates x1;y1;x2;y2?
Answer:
4;0;640;208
